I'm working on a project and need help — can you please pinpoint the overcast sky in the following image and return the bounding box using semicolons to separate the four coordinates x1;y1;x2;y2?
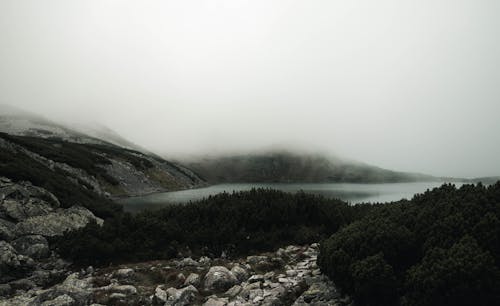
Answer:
1;0;499;178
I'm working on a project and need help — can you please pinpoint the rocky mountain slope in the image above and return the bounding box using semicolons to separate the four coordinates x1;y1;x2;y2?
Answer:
0;110;205;199
181;151;437;184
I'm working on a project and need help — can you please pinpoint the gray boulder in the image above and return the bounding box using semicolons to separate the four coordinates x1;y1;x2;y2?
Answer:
204;266;238;292
0;199;54;222
14;206;103;237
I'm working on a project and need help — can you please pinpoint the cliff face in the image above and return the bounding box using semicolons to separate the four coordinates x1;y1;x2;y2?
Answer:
0;113;205;198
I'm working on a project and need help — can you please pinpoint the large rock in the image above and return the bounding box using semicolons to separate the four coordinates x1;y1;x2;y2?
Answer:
204;266;238;292
0;179;59;206
0;179;60;222
14;206;103;237
11;235;50;259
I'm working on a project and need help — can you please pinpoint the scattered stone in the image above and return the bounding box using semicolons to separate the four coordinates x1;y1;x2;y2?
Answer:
153;285;168;305
248;274;265;283
199;256;211;265
114;268;134;280
184;272;201;287
164;285;198;306
230;265;249;282
204;266;238;292
179;257;199;267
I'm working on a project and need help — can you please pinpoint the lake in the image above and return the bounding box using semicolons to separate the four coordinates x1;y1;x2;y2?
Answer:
118;181;460;213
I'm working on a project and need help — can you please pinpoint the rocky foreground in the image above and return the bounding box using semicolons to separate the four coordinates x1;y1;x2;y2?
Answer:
0;177;352;305
2;243;351;306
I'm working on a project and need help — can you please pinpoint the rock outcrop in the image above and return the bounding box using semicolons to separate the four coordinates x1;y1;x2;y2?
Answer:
0;178;102;300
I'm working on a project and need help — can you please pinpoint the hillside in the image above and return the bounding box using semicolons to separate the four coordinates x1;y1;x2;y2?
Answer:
0;110;205;200
181;151;437;184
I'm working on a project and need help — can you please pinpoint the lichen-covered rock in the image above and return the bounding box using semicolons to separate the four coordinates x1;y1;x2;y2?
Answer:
11;235;50;259
14;206;103;237
204;266;238;292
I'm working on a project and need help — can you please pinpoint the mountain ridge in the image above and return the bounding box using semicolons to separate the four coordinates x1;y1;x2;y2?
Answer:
179;150;442;184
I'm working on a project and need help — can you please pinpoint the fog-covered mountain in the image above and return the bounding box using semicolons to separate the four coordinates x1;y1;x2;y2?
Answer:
181;151;439;184
0;107;205;198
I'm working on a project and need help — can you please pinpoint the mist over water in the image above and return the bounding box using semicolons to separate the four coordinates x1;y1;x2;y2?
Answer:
1;0;500;178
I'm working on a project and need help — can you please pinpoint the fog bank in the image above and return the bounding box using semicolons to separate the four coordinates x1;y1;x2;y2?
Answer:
1;0;499;178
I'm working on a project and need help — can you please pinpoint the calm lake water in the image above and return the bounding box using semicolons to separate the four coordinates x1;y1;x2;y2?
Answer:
119;182;460;213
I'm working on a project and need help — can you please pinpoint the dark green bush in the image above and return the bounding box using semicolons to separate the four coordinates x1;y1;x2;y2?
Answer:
318;183;500;306
404;235;499;306
54;189;370;266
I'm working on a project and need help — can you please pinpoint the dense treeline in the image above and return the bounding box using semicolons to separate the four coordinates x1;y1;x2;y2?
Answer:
318;183;500;306
54;189;371;265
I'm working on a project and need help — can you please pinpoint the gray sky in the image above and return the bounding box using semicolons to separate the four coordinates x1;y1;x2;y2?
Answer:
1;0;499;178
